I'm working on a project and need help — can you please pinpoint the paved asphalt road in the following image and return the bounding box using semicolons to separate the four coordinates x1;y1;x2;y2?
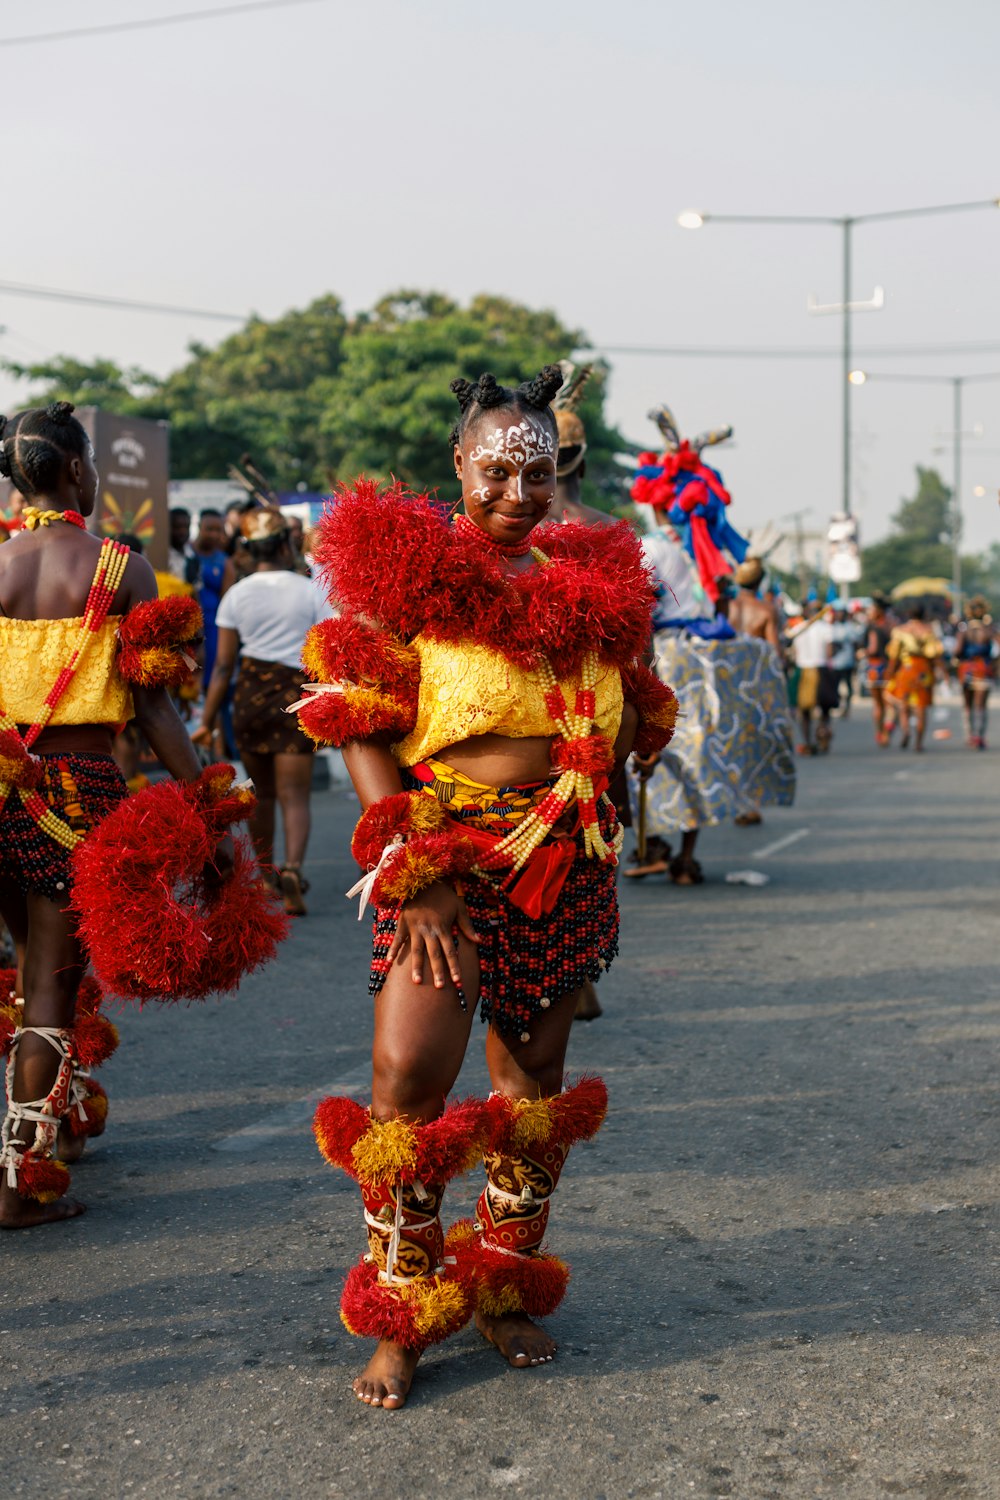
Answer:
4;694;999;1500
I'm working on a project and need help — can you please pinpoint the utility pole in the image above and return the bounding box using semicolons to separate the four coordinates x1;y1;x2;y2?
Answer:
952;378;962;610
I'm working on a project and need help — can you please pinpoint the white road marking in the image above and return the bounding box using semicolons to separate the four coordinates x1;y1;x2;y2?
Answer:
753;827;811;861
212;1071;369;1153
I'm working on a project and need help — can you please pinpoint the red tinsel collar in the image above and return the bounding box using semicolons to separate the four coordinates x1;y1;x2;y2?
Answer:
314;479;658;677
453;512;535;558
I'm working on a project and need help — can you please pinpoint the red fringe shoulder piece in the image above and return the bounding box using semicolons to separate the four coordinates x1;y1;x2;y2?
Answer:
297;614;420;747
621;660;679;756
312;480;656;674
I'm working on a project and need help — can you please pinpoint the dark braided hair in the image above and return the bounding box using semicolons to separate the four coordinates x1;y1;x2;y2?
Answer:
448;364;564;448
0;402;91;498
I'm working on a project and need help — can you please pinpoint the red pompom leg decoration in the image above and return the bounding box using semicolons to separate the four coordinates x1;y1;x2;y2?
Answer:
456;1077;608;1319
340;1256;475;1352
314;1096;490;1351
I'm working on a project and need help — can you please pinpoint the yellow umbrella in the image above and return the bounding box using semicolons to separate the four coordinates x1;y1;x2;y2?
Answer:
890;576;953;600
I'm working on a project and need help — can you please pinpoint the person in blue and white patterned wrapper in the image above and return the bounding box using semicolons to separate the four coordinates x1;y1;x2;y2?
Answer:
624;405;796;885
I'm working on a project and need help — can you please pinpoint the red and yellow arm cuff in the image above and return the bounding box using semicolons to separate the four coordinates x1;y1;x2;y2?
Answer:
621;660;678;756
350;790;476;907
117;597;202;688
302;616;419;693
297;616;420;747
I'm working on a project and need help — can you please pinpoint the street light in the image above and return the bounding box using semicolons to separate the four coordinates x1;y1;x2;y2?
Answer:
850;368;1000;611
677;198;1000;516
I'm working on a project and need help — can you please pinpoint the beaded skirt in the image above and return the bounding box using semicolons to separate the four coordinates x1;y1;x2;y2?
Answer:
0;753;126;901
368;759;620;1037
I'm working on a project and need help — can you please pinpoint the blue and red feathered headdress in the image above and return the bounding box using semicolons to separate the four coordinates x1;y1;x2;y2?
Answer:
630;410;749;602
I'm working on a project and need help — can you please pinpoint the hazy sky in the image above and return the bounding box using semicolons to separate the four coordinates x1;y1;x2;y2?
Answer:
3;0;999;551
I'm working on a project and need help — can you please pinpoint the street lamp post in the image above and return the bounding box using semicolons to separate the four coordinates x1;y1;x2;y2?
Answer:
678;199;1000;519
849;368;1000;612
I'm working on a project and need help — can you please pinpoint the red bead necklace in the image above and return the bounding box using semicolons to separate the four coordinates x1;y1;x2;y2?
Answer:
21;506;87;532
454;512;534;558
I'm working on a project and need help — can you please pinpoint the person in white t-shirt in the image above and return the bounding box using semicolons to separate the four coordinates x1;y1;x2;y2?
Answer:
194;508;333;915
789;608;836;754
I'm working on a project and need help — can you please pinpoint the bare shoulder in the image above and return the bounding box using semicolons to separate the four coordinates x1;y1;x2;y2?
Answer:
119;548;159;608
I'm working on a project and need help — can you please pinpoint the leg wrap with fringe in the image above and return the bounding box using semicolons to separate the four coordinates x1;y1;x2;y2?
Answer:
451;1075;608;1320
0;976;119;1155
314;1094;490;1352
0;1026;77;1202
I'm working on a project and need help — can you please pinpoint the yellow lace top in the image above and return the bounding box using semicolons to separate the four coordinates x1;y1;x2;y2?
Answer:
0;617;133;725
889;628;944;665
393;634;624;767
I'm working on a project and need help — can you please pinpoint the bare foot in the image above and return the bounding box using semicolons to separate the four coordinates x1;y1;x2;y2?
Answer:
0;1181;85;1230
352;1339;421;1409
476;1308;556;1367
57;1123;87;1164
574;979;603;1022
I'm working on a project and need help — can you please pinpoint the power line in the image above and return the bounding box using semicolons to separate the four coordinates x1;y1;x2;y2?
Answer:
0;280;243;322
586;340;1000;361
0;0;327;49
4;278;1000;362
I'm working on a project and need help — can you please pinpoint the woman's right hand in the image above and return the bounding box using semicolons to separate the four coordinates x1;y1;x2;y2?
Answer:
387;880;480;990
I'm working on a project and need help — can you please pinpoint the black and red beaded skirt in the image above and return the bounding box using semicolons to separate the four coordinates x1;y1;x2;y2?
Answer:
0;753;127;901
368;764;620;1037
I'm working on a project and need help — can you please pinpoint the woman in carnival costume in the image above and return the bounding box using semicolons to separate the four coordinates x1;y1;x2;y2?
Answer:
953;595;996;750
295;366;677;1409
0;403;233;1229
884;603;944;752
626;404;795;883
195;506;333;914
865;592;894;747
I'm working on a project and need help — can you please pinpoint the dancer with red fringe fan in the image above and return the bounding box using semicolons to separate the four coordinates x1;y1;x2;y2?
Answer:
297;366;677;1408
0;403;248;1229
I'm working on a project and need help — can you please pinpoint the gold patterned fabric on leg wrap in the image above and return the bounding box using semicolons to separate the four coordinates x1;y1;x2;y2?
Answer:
313;1094;490;1353
451;1075;608;1320
362;1179;445;1281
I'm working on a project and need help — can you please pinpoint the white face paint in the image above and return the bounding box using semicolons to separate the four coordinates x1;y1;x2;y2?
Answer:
468;418;556;502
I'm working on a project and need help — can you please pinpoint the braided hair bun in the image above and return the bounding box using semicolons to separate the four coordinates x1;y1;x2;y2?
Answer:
517;365;564;411
45;401;77;426
0;404;90;497
449;364;564;448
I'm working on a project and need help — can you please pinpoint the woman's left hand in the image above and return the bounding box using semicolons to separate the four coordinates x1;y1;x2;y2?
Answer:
191;723;213;748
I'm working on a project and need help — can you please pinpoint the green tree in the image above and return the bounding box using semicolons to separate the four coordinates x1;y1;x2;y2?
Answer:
861;466;954;595
317;290;629;507
4;291;631;504
1;355;157;412
147;295;349;485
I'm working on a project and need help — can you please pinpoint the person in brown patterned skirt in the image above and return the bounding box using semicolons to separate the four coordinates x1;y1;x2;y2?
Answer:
194;508;333;914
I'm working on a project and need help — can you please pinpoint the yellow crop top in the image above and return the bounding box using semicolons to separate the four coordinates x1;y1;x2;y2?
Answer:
890;628;944;665
393;634;624;767
0;617;133;726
